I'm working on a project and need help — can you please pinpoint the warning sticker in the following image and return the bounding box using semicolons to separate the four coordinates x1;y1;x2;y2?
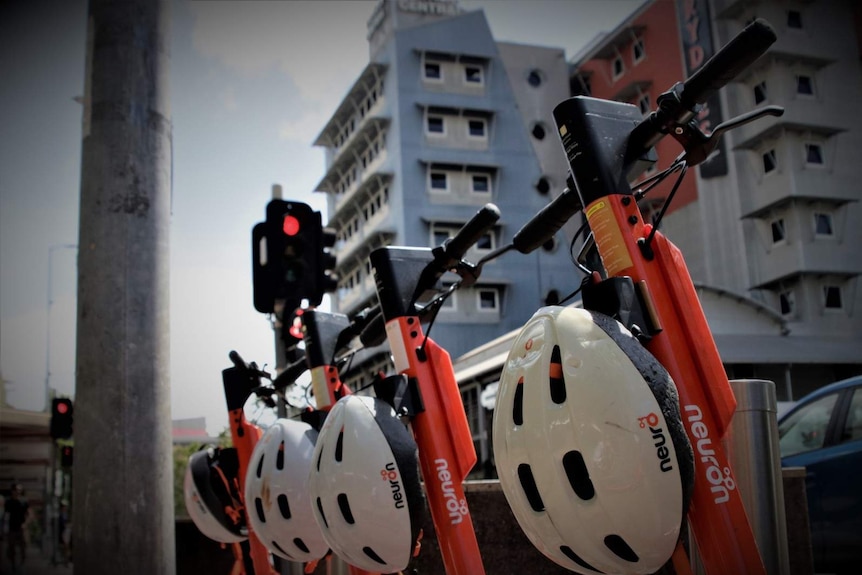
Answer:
585;200;633;276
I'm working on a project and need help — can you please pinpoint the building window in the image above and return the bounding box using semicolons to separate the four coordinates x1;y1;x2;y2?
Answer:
805;143;824;166
762;149;777;174
814;212;834;237
787;10;803;29
612;54;625;80
535;176;550;195
464;65;483;84
632;37;645;64
471;174;490;194
638;93;651;115
478;289;498;310
573;73;591;96
753;81;767;104
433;228;451;246
779;289;795;316
424;61;442;80
531;123;546;140
468;119;487;138
823;285;843;309
527;69;543;88
427;115;445;134
475;231;494;251
771;218;786;243
440;285;456;309
796;74;814;96
430;172;448;191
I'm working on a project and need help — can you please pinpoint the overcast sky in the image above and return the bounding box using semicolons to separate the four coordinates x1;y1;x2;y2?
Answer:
0;0;643;434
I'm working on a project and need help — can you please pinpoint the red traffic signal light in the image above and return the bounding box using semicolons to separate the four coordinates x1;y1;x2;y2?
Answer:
50;398;74;439
283;214;300;236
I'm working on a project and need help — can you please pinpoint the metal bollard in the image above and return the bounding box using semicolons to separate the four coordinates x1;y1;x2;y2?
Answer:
690;379;790;575
724;379;790;575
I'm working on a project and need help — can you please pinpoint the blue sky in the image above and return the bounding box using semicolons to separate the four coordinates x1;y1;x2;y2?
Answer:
0;0;642;434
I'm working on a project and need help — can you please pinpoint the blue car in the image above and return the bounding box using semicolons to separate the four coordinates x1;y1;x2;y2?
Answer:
778;375;862;574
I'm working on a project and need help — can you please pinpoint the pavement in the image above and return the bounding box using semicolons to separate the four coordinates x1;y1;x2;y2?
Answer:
0;546;72;575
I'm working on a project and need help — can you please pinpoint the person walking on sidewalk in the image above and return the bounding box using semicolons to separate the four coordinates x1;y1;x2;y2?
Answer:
4;484;30;572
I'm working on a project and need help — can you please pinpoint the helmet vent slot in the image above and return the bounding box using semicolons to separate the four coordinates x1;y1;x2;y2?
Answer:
294;537;309;554
316;497;328;528
337;493;356;524
549;345;566;404
276;441;285;470
272;540;293;560
560;545;603;573
517;463;545;512
363;546;387;565
254;497;266;523
316;447;324;471
562;451;595;500
277;493;292;520
335;428;345;462
604;534;639;563
513;378;524;425
255;454;265;478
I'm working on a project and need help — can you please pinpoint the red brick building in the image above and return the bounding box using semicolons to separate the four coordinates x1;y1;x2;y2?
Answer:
569;0;697;213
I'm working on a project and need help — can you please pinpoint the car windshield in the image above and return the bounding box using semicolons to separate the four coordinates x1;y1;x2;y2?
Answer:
842;388;862;443
778;392;839;457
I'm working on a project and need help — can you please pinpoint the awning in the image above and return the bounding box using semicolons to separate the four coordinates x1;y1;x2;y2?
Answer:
713;335;862;364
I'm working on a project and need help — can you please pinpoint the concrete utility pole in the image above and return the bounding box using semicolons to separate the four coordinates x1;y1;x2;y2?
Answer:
74;1;174;574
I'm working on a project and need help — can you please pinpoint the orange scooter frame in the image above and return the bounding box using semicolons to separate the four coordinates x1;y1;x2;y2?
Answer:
222;361;275;575
366;213;500;575
384;316;485;575
584;195;765;575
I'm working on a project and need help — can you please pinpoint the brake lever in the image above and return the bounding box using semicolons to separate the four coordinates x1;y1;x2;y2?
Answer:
676;105;784;166
452;260;482;288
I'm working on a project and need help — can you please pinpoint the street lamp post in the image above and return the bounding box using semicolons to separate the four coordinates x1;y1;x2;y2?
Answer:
44;243;78;412
44;242;76;563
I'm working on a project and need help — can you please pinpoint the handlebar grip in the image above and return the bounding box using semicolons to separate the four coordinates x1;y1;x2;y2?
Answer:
350;305;380;336
512;187;582;254
228;350;245;369
680;18;776;107
273;353;307;390
443;203;501;261
359;311;387;348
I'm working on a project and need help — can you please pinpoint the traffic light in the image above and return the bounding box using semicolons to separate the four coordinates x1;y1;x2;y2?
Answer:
60;445;74;468
253;200;322;313
50;398;74;439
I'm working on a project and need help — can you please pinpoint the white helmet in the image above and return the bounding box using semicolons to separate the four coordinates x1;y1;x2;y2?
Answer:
244;419;329;562
184;446;247;544
493;306;694;574
308;395;425;573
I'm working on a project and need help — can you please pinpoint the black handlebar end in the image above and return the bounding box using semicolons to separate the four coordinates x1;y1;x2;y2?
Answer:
681;18;777;108
228;350;244;369
512;187;582;254
359;311;387;348
443;203;501;262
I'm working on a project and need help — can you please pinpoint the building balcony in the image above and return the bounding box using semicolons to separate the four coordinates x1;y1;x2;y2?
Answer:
333;202;394;265
314;117;389;198
749;243;861;290
313;62;387;151
732;113;843;157
335;228;395;316
337;270;379;317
